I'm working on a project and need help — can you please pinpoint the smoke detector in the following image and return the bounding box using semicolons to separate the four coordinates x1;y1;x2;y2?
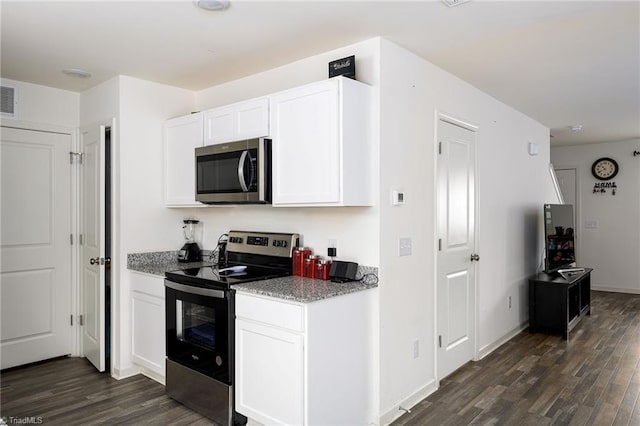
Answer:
194;0;230;11
442;0;471;7
63;68;92;78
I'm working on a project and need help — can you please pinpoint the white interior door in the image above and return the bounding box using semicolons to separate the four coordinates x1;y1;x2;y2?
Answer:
80;125;105;372
436;118;477;380
0;126;73;369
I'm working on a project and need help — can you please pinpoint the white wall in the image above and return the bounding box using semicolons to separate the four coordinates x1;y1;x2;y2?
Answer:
377;39;557;423
1;78;79;128
552;139;640;294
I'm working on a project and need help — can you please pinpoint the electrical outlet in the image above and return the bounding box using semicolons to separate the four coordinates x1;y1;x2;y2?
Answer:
327;239;338;257
412;339;420;359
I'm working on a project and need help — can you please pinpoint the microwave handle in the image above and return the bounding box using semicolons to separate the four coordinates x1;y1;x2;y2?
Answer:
238;150;249;192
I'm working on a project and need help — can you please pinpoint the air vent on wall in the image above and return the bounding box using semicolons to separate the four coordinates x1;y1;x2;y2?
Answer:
1;85;17;118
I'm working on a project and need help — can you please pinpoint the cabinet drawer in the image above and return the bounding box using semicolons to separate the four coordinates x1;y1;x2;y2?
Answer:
130;271;165;298
236;293;304;332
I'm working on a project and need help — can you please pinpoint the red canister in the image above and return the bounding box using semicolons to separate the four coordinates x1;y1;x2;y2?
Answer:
293;247;312;276
313;259;329;280
320;260;331;280
305;255;319;278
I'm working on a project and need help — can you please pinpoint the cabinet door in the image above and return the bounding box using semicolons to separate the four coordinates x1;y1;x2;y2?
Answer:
130;273;165;377
235;318;304;425
203;106;235;145
203;98;269;145
270;80;340;205
164;113;203;206
235;97;269;140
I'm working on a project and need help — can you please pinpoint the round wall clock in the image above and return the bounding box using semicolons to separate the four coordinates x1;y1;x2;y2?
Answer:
591;157;619;180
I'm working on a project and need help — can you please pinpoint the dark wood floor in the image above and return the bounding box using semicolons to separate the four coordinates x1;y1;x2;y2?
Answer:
1;291;638;425
393;291;640;426
0;357;213;425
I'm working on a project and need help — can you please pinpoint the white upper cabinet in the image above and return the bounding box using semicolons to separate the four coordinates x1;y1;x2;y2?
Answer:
164;113;203;207
269;76;373;207
203;97;269;145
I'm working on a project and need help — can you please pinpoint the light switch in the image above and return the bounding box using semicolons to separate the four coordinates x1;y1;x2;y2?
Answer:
399;237;412;256
391;190;405;206
585;220;599;229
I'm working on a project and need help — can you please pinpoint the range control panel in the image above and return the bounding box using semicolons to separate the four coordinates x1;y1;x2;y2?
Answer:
227;231;299;258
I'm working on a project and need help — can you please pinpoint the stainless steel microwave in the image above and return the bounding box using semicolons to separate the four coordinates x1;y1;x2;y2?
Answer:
195;138;271;204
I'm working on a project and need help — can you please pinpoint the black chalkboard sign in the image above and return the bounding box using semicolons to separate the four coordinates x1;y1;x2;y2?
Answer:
328;55;356;79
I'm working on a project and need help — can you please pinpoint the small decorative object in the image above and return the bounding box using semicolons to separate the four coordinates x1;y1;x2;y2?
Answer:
329;55;355;80
591;157;619;180
593;182;617;196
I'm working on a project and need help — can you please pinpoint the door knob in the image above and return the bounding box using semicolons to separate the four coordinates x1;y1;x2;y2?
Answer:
90;257;98;265
470;253;480;262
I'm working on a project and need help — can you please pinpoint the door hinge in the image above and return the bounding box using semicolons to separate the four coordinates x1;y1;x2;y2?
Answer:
70;234;73;245
69;151;83;164
438;239;442;251
70;314;73;326
79;234;84;245
438;335;442;348
438;141;442;155
79;315;84;326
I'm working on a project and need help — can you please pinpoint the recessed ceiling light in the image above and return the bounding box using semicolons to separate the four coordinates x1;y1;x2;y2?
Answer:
442;0;471;7
62;68;92;78
193;0;230;11
570;124;583;132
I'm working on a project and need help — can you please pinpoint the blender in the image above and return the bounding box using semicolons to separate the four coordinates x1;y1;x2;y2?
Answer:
178;219;202;262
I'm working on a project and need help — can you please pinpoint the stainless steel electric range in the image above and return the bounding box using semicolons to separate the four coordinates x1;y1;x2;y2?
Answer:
164;230;299;425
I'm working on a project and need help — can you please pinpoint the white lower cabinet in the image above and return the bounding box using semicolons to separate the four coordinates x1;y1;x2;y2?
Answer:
235;290;375;426
130;272;165;380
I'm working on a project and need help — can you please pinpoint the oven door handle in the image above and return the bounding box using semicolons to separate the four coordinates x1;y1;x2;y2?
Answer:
165;280;226;299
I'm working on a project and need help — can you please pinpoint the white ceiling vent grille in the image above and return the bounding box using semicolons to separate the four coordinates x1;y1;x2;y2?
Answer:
1;85;17;118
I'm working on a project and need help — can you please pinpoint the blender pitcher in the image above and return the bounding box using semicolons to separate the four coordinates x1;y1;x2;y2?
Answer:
178;219;202;262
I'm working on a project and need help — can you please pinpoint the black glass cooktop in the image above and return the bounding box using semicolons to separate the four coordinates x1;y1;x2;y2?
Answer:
165;264;291;289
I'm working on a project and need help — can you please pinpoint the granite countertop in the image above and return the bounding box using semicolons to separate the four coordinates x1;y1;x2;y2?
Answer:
232;266;378;303
128;251;379;302
127;251;215;276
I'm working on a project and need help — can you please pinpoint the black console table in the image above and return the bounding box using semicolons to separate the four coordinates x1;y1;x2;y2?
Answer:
529;268;592;340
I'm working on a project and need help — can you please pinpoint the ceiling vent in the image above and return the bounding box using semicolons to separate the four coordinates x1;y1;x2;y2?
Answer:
1;85;17;119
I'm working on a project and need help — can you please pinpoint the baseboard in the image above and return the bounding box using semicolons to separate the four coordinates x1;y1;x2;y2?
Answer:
379;379;437;426
140;367;166;386
112;365;141;380
477;321;529;360
592;286;640;295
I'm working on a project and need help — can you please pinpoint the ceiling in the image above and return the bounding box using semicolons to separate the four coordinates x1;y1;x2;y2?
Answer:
1;0;639;146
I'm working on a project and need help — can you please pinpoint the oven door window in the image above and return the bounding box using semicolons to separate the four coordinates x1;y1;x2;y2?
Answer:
166;286;231;384
177;300;217;351
197;149;257;194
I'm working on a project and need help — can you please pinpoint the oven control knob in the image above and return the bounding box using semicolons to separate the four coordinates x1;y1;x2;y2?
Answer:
281;240;288;248
216;356;223;366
